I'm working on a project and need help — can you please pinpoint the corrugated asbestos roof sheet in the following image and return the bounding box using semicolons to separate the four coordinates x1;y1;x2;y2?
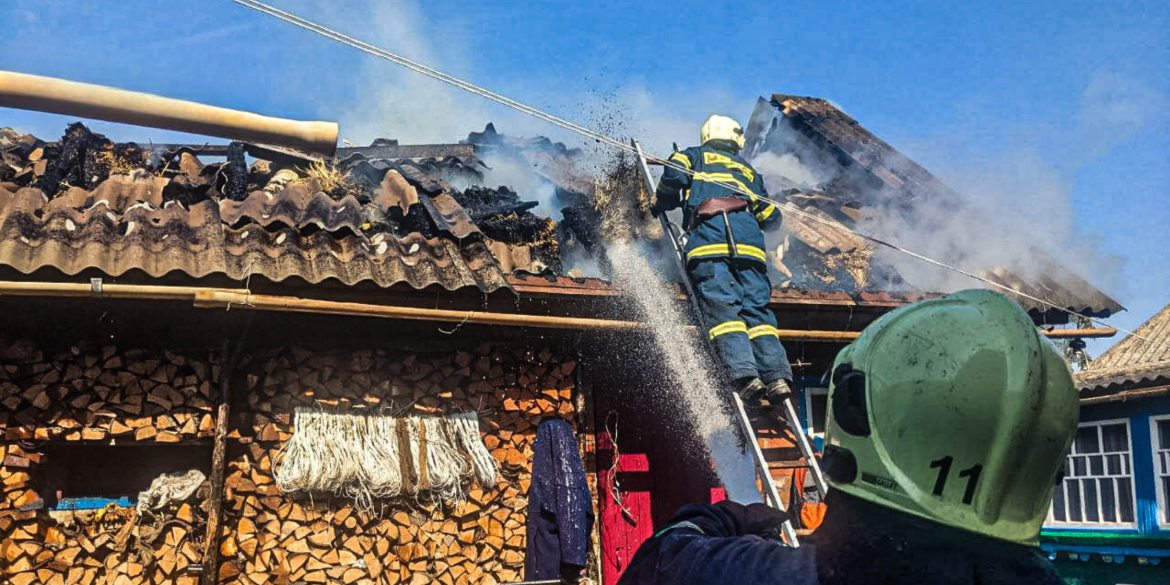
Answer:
771;95;965;206
0;171;509;292
1077;303;1170;393
758;94;1123;319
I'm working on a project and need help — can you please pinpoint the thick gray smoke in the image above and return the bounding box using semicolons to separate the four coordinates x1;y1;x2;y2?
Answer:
748;99;1134;299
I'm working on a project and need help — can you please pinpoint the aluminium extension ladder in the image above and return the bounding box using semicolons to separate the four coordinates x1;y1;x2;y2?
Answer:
631;140;827;547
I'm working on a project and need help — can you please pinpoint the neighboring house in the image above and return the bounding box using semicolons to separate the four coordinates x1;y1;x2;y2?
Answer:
0;92;1124;585
1042;303;1170;584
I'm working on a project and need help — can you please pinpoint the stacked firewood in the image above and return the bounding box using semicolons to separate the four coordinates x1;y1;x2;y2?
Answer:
0;345;217;443
0;339;585;585
219;343;579;585
0;344;214;585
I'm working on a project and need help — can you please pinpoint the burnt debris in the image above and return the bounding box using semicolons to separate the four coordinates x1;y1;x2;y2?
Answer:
36;123;146;196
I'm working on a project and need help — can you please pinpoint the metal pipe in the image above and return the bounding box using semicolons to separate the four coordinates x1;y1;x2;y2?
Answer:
0;280;1118;341
192;290;647;331
0;70;339;156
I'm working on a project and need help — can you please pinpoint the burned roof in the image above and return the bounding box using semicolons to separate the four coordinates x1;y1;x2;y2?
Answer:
1077;303;1170;395
0;116;1125;325
0;124;510;292
745;95;1123;321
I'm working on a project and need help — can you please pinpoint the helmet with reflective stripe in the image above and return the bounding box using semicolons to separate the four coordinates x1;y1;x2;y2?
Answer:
822;289;1078;545
700;114;746;150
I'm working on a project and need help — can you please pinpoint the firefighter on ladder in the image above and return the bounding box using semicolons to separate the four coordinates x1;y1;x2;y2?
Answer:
651;114;790;406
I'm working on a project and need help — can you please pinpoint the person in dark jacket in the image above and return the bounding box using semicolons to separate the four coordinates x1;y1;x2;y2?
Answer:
525;418;594;582
652;114;790;405
619;290;1078;584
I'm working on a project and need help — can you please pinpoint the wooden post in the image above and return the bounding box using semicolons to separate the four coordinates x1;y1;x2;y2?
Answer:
202;316;253;585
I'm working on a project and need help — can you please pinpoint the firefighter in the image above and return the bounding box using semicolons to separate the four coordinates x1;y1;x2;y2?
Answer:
652;114;789;405
617;290;1076;585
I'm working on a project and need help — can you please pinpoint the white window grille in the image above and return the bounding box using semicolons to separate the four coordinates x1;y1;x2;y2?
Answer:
803;387;828;438
1047;419;1136;528
1150;416;1170;529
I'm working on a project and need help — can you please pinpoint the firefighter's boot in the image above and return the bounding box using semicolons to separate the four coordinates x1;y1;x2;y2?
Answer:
734;376;766;404
764;379;794;405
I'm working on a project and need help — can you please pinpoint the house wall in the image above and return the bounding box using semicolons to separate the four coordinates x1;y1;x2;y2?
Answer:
1;338;588;585
1041;395;1170;583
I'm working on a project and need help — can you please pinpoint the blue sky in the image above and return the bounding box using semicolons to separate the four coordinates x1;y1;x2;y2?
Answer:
1;0;1167;355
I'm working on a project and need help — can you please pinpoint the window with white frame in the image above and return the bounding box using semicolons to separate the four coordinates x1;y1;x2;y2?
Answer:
1150;416;1170;528
804;387;828;438
1048;420;1136;527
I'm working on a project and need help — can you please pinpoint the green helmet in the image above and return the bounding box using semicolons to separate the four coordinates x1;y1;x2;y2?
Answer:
822;289;1078;545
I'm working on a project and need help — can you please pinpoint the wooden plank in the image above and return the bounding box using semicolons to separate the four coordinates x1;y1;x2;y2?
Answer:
201;321;252;585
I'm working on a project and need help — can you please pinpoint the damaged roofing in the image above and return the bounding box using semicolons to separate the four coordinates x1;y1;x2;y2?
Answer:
0;108;1125;323
0;124;511;292
746;95;1123;320
1077;303;1170;395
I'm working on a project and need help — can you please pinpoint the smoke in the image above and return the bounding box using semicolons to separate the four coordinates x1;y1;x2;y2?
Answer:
745;82;1155;300
1076;69;1166;165
752;151;829;190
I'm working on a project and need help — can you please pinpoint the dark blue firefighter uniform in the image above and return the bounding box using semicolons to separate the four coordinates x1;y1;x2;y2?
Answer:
655;140;792;383
616;503;819;585
618;498;1067;585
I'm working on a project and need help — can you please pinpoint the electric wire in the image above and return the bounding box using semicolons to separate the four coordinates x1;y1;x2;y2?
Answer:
227;0;1161;350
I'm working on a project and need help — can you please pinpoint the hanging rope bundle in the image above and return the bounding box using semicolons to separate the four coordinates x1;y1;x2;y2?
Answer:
275;407;499;512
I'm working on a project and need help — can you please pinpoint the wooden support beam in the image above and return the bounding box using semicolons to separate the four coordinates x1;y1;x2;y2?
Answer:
201;317;252;585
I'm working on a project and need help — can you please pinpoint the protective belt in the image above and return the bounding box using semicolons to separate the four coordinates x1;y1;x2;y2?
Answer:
692;196;749;259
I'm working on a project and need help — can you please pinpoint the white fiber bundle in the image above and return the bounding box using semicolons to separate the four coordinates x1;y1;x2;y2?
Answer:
275;407;497;512
447;411;499;487
421;416;470;503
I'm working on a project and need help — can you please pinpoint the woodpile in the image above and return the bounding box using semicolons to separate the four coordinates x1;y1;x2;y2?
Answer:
1;344;214;585
1;345;217;444
1;339;584;585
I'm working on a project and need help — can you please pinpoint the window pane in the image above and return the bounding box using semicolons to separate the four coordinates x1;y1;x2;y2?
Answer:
1108;454;1122;475
1158;419;1170;449
1118;478;1135;523
1067;479;1083;522
1083;480;1100;522
1100;479;1116;523
1160;452;1170;476
1073;456;1087;476
1090;455;1104;476
1076;426;1101;453
1052;485;1067;522
810;394;827;434
1101;423;1128;452
1163;477;1170;525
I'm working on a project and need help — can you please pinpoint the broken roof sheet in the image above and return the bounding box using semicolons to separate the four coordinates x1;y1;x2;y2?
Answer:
748;95;1123;320
0;124;510;292
1077;303;1170;394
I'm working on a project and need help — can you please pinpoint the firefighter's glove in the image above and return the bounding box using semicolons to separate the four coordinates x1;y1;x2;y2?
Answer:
649;197;669;218
715;500;788;539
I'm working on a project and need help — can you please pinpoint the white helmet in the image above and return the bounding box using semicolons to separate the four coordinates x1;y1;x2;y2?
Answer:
700;114;745;150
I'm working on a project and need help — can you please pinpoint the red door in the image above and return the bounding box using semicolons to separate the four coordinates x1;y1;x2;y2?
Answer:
597;431;654;583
